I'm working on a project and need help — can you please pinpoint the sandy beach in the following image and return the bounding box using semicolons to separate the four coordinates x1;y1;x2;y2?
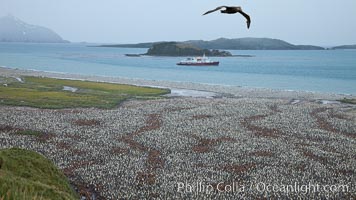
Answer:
0;67;355;199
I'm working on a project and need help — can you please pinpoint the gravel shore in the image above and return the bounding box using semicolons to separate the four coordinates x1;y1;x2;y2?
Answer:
0;67;355;199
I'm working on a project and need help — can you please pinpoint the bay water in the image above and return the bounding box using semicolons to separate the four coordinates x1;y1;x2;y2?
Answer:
0;43;355;94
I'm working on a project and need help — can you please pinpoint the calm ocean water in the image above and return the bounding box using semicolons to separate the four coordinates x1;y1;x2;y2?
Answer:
0;43;355;94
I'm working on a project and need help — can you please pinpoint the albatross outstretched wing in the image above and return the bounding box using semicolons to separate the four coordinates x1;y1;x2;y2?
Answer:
237;10;251;29
202;6;226;15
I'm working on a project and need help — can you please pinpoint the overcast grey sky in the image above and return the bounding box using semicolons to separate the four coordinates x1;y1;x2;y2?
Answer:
1;0;356;45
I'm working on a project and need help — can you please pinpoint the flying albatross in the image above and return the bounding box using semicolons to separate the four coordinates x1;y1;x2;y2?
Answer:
203;6;251;29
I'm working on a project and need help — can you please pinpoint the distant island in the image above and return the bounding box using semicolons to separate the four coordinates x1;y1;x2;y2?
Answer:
185;38;325;50
0;15;68;43
98;37;325;50
331;45;356;50
144;42;232;57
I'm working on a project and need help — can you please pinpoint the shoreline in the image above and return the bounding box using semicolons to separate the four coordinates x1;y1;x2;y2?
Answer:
1;66;355;199
1;66;352;100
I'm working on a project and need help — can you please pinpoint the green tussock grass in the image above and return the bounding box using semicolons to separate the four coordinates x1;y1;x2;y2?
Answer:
0;148;78;200
0;76;170;109
15;130;42;136
339;98;356;104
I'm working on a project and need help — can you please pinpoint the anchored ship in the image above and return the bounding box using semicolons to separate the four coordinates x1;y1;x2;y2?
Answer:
177;54;219;66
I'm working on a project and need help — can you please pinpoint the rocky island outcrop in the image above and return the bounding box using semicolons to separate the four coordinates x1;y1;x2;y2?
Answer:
145;42;232;57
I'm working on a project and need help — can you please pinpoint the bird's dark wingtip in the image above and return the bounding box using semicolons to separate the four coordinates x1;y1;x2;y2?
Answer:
247;21;251;29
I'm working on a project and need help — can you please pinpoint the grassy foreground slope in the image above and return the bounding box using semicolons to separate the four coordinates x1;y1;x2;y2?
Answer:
0;148;78;200
0;76;170;109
